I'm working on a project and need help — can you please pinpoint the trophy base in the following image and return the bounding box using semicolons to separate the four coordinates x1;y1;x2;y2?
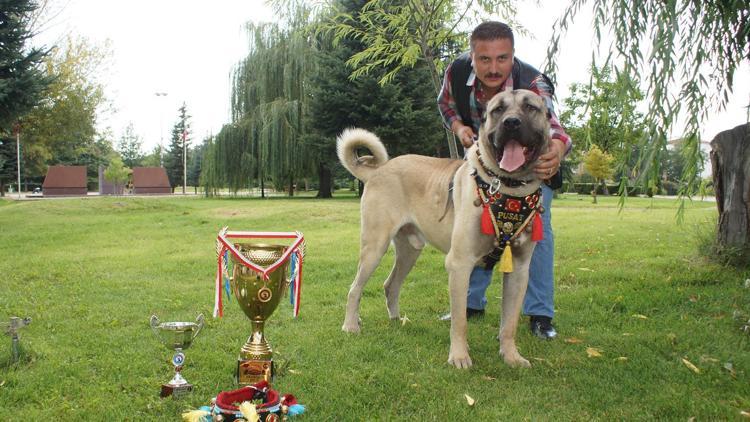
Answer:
237;358;273;385
161;383;193;398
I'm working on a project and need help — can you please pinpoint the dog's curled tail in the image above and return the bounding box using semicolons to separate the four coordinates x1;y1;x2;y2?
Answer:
337;128;389;183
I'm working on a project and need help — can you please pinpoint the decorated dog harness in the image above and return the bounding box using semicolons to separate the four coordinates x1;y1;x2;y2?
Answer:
474;170;544;273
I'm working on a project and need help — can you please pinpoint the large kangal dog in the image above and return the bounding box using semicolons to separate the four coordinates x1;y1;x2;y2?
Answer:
337;89;550;368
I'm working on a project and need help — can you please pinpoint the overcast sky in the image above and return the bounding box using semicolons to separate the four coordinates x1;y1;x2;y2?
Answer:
34;0;749;156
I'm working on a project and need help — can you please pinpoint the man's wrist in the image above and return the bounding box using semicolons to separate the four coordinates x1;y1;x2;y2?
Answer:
551;138;566;161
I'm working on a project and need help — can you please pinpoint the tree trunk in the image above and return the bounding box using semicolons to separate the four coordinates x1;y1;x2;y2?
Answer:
288;176;294;197
316;162;332;199
710;123;750;248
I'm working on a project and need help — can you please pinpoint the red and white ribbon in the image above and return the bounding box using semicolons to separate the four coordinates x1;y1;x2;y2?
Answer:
214;229;305;318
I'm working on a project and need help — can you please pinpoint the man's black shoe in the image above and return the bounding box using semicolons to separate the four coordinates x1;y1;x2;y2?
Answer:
530;315;557;339
438;308;485;321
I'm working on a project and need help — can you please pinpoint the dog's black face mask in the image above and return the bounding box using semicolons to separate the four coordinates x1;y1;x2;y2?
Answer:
482;90;550;174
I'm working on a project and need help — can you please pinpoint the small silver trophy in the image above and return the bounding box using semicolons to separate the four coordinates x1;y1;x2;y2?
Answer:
150;314;204;398
2;316;31;364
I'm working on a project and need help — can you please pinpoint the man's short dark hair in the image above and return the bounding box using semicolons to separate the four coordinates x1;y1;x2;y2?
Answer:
470;21;514;50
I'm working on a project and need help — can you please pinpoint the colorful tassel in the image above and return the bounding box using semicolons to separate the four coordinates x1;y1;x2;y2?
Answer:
223;251;231;302
499;244;513;273
239;401;260;422
480;204;494;235
531;212;544;242
287;404;306;416
181;409;211;422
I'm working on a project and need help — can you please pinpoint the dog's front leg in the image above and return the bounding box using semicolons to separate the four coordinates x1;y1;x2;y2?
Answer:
498;242;534;368
445;252;474;369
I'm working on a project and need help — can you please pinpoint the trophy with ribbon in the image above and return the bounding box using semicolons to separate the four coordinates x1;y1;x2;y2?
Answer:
215;228;305;385
150;313;204;398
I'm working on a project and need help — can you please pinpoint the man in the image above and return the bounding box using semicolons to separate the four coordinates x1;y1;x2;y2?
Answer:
437;21;571;339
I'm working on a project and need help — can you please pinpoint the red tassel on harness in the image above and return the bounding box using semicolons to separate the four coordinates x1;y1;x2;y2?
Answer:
531;212;543;242
481;203;494;235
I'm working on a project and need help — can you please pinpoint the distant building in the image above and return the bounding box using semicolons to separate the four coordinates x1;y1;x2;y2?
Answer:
42;166;87;196
132;167;171;194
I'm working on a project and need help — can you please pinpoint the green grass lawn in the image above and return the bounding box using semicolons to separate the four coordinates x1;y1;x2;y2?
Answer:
0;193;748;420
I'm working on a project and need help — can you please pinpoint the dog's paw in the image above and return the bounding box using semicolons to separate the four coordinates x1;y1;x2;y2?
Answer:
448;352;473;369
341;319;361;333
501;350;531;368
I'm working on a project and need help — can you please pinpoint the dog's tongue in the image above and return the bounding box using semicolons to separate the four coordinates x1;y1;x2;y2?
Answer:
499;140;525;172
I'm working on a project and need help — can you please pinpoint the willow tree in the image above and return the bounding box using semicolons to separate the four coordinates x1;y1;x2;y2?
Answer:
202;16;315;197
546;1;749;225
322;0;525;159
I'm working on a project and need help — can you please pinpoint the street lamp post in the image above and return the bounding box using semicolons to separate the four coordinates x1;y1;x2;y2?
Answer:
154;92;168;166
12;122;21;199
182;129;187;195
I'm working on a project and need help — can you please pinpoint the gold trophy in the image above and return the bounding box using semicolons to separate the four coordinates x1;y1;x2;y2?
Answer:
150;314;204;398
215;229;306;385
231;243;290;384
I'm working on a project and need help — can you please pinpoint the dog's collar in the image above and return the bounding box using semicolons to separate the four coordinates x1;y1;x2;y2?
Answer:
207;380;304;421
475;173;544;273
474;148;533;190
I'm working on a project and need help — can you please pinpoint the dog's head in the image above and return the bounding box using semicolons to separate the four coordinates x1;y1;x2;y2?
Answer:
479;90;550;177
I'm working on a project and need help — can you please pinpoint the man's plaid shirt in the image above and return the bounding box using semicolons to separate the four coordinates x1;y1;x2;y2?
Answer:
437;59;572;153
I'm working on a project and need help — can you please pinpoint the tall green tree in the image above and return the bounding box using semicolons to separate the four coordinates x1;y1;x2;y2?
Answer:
560;64;646;188
165;103;190;193
320;0;524;158
116;122;143;168
202;10;315;197
18;35;111;181
187;136;208;193
0;0;52;131
546;1;748;204
306;0;446;197
141;144;164;168
0;134;18;196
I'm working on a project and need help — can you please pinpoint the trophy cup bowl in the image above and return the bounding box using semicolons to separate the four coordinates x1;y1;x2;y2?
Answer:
150;313;204;398
230;243;290;385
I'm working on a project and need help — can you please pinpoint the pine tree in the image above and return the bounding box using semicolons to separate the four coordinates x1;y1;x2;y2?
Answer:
165;103;190;193
116;122;143;168
306;0;445;197
0;0;52;131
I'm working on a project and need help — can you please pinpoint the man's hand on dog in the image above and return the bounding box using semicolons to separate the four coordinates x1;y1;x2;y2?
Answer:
453;123;476;148
534;138;565;180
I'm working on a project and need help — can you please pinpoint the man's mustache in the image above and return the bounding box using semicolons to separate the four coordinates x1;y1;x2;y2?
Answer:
484;73;503;79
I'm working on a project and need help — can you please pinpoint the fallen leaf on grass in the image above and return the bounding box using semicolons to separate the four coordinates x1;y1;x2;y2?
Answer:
699;355;719;363
689;295;698;303
667;333;677;345
682;358;701;374
0;380;4;387
632;314;648;319
577;267;594;272
464;394;475;406
615;357;628;362
410;383;419;388
482;375;497;381
288;369;301;375
741;410;750;418
744;278;750;289
586;347;603;358
400;315;410;326
723;362;737;378
531;357;551;365
564;337;583;344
